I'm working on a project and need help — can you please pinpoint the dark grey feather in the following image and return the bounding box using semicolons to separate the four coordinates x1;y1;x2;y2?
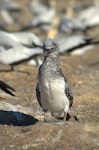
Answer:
36;83;41;106
36;82;48;112
57;68;73;108
65;80;73;107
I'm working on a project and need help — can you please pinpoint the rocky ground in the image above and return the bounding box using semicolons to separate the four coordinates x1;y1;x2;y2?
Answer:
0;0;99;150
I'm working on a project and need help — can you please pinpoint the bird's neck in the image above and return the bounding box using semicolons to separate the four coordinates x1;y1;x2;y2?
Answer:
39;53;62;81
43;53;60;67
42;53;61;77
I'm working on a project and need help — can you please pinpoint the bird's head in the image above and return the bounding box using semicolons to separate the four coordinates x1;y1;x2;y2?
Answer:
43;39;59;56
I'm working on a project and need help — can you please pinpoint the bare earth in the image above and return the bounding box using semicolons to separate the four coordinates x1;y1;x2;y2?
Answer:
0;46;99;150
0;0;99;150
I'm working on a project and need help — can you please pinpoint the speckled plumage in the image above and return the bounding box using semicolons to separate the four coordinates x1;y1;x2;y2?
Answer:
36;39;73;120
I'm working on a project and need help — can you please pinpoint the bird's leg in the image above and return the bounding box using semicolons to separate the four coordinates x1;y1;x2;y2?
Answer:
67;111;81;123
63;112;71;122
63;105;80;123
63;105;69;122
63;112;67;122
10;64;14;71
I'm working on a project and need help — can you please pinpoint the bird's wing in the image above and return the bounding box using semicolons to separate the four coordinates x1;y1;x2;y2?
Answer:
64;79;73;107
36;83;41;107
36;82;48;112
58;68;73;108
0;80;15;96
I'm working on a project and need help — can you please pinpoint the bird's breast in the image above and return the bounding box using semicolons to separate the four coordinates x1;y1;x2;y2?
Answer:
39;78;69;116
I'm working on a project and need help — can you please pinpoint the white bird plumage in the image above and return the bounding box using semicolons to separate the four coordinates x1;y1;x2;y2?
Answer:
0;30;43;69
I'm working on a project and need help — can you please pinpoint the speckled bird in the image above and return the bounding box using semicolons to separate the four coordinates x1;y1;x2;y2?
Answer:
36;39;73;122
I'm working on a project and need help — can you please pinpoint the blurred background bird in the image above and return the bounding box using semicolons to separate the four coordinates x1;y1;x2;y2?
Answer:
0;30;43;71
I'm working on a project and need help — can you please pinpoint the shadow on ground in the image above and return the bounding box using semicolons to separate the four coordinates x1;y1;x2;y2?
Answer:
0;110;38;126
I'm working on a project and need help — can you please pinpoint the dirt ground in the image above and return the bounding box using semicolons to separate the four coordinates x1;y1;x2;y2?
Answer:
0;0;99;150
